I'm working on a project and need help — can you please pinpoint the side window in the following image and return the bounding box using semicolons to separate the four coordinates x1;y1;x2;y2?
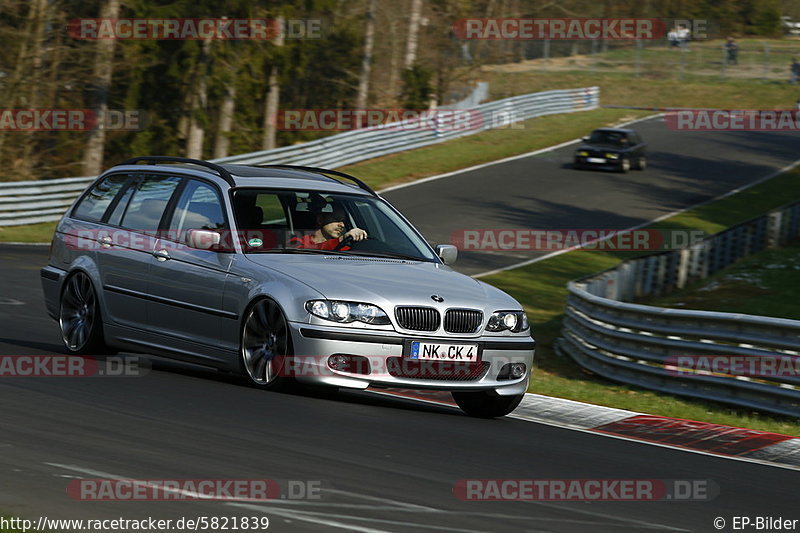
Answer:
73;174;130;222
256;194;287;225
167;180;226;238
106;184;135;227
120;175;182;235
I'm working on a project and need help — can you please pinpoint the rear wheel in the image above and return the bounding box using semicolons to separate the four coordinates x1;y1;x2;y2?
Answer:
240;299;292;390
452;391;524;418
59;272;108;355
634;156;647;171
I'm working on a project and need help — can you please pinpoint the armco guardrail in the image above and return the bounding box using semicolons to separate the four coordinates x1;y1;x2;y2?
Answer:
0;176;96;226
0;86;598;227
557;200;800;417
213;87;598;166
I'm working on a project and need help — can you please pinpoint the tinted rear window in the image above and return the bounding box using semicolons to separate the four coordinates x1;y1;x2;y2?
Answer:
73;174;129;222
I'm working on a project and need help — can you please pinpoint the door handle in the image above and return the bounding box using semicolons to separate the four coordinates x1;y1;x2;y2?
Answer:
97;236;112;248
152;249;170;262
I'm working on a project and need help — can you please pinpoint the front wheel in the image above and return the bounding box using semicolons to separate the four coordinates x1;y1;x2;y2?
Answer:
618;157;631;173
452;391;524;418
59;272;109;355
240;298;292;390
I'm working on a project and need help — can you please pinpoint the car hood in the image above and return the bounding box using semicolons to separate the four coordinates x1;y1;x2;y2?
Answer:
244;254;522;311
577;142;626;151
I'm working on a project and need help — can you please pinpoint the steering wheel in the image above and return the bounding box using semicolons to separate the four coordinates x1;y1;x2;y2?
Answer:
333;235;354;251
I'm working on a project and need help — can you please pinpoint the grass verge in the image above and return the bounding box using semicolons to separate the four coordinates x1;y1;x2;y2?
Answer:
0;221;56;244
482;168;800;436
648;242;800;320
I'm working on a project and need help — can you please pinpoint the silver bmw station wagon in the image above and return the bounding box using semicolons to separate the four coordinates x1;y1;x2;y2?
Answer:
41;157;535;417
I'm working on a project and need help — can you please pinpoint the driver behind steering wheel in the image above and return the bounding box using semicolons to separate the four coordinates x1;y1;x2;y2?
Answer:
289;207;367;251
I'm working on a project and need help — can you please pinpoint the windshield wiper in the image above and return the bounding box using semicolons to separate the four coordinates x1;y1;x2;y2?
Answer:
249;248;349;255
345;250;428;261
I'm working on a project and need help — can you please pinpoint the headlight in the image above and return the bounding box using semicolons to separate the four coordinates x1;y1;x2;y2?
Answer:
605;153;619;159
577;151;589;156
306;300;391;325
486;310;529;333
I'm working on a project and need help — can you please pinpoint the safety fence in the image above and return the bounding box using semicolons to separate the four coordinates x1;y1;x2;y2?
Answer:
0;86;598;226
557;200;800;417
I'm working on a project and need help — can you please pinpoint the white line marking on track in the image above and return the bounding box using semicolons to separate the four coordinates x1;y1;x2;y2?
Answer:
473;148;800;278
376;113;661;197
230;504;398;533
325;487;440;511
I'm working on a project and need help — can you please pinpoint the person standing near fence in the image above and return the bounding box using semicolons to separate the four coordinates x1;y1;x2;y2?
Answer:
791;58;800;84
676;24;690;50
667;27;679;48
725;37;738;65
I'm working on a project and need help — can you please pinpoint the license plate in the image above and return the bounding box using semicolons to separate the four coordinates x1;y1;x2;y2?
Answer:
586;157;606;164
409;342;479;361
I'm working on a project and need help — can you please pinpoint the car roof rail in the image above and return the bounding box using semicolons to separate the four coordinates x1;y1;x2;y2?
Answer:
252;164;377;196
120;156;236;186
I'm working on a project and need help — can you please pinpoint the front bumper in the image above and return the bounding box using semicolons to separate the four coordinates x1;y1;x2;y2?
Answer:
288;323;535;395
575;155;622;169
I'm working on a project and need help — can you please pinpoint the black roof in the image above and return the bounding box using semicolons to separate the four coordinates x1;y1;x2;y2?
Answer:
117;157;376;195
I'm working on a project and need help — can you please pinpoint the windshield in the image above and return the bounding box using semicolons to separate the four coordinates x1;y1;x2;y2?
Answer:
588;130;629;146
230;189;439;262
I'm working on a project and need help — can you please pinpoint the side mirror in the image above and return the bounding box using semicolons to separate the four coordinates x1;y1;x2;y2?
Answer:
436;244;458;265
186;229;221;250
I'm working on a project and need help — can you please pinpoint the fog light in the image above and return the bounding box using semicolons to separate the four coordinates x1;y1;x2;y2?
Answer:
328;354;349;370
327;354;371;374
498;362;527;380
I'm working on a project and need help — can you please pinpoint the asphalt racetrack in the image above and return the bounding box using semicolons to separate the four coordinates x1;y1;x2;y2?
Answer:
383;115;800;275
1;115;799;531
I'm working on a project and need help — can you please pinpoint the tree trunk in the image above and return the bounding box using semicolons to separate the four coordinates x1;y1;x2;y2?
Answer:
262;16;284;151
186;38;212;159
213;83;236;159
355;0;377;110
81;0;120;176
404;0;422;69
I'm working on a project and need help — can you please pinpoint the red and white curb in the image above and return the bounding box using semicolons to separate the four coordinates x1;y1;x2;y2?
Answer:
368;389;800;470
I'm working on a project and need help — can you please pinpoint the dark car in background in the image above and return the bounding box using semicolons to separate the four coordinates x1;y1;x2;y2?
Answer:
574;128;647;173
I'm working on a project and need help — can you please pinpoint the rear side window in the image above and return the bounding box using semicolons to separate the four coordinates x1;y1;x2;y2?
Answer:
120;175;182;235
73;174;129;222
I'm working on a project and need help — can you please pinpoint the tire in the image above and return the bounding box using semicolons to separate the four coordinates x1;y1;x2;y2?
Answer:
452;391;525;418
618;157;631;173
240;298;293;391
59;271;109;355
573;159;584;170
634;156;647;171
